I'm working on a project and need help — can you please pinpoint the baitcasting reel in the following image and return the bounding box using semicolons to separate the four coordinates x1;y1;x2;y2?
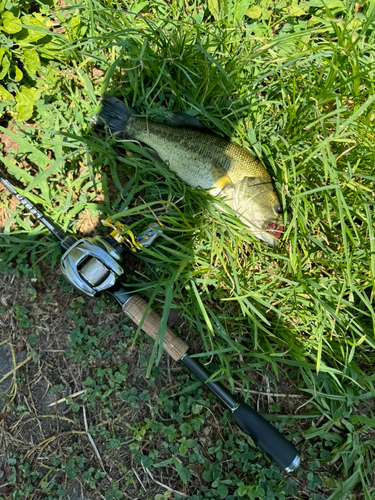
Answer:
60;221;162;298
60;237;124;297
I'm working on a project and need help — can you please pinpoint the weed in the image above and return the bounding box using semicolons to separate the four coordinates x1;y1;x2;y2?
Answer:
12;303;33;328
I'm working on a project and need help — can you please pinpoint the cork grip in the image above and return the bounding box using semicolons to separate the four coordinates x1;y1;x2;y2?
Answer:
123;294;189;361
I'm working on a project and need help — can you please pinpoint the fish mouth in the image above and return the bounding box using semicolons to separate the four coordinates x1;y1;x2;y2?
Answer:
263;221;284;240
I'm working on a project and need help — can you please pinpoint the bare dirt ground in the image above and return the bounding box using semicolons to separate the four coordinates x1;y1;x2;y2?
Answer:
0;263;200;499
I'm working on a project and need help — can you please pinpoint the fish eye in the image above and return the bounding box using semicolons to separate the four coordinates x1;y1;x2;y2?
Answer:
274;204;283;215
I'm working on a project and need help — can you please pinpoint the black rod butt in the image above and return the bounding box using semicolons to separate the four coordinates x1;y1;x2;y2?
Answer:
232;402;300;471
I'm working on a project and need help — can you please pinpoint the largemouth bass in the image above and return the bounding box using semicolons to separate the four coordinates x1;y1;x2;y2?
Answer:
96;96;284;246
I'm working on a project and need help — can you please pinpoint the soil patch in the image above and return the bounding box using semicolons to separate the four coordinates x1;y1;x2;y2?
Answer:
0;264;226;498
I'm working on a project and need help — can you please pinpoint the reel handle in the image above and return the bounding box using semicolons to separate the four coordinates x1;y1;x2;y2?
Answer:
123;294;189;360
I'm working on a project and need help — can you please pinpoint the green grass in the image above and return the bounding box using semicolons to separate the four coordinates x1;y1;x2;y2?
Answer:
1;0;375;498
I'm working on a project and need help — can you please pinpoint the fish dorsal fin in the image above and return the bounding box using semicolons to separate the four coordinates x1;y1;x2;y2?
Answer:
164;112;210;131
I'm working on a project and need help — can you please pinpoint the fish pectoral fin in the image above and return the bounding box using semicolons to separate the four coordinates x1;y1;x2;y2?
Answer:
210;164;234;193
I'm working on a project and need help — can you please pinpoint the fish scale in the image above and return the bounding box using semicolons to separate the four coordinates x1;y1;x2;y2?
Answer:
96;95;284;246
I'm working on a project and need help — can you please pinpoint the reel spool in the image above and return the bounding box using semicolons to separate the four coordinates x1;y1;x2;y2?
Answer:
60;237;124;297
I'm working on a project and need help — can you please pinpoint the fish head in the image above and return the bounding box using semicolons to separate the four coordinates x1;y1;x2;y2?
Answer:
233;176;284;247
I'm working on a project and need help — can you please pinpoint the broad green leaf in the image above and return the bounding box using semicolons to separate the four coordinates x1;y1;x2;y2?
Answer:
218;484;229;498
15;102;34;122
0;53;10;80
0;84;13;101
327;0;345;8
15;86;40;121
9;64;23;82
246;5;263;19
275;0;287;8
1;11;22;34
69;15;82;40
22;48;40;76
0;0;6;14
321;477;342;490
173;457;192;484
19;15;48;42
346;17;362;31
285;4;307;16
33;12;50;25
0;33;13;49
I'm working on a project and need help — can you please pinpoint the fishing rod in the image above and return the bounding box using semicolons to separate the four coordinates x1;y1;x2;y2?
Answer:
0;169;300;472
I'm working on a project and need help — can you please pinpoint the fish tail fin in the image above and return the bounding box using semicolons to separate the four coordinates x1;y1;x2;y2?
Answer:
94;95;132;136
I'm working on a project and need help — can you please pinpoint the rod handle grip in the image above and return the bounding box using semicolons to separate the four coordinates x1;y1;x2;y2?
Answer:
232;402;300;471
123;294;189;361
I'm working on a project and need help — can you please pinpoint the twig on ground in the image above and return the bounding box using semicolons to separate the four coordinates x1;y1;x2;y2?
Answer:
132;467;146;492
234;388;303;398
140;462;151;487
82;406;112;482
0;356;32;385
144;466;188;498
48;389;86;406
